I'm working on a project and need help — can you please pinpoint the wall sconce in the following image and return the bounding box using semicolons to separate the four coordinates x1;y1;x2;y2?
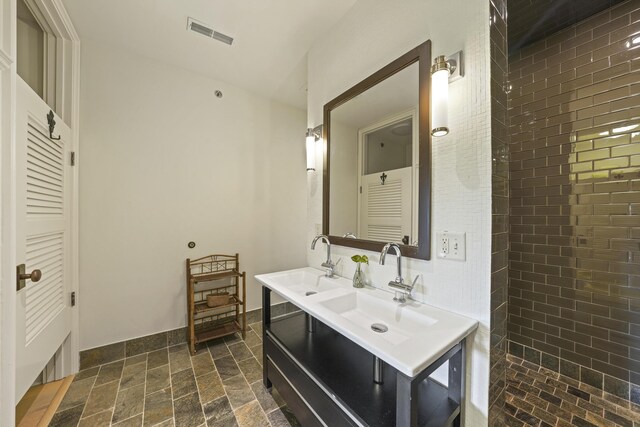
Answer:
306;125;323;171
430;51;463;137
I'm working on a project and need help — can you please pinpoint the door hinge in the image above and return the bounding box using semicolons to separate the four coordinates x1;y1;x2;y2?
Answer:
70;152;76;166
71;291;76;307
359;186;362;194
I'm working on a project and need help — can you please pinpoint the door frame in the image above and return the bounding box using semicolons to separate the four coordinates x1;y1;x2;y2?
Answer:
0;0;79;424
356;108;418;240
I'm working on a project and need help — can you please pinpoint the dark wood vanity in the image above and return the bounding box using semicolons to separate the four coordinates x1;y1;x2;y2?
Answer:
261;287;466;427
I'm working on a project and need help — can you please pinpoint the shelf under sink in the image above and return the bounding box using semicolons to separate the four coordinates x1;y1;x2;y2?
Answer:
267;312;459;427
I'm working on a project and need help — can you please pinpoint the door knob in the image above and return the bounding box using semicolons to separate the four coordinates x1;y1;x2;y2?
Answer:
20;269;42;282
16;264;42;291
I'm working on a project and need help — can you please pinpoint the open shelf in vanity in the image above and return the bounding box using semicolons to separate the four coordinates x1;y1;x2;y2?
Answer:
261;286;465;427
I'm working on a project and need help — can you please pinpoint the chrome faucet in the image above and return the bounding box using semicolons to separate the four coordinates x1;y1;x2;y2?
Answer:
380;243;417;303
311;235;336;278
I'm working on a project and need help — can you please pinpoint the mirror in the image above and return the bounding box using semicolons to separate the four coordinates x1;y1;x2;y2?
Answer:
323;40;431;260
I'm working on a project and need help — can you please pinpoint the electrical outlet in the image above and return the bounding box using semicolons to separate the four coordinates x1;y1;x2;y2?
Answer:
315;223;322;235
436;231;466;261
436;232;449;258
440;235;449;255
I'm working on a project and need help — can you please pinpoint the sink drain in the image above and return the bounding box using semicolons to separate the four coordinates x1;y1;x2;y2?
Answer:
371;323;388;333
305;291;317;296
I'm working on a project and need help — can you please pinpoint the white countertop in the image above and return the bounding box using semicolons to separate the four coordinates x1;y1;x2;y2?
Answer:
255;267;478;377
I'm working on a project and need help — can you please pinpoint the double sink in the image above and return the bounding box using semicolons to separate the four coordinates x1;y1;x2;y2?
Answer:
256;267;478;377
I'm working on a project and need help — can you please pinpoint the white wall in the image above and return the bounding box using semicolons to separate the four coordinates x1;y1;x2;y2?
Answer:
329;119;358;236
78;39;307;350
307;0;491;424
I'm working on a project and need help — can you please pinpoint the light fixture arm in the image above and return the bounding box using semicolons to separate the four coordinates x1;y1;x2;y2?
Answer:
308;124;323;140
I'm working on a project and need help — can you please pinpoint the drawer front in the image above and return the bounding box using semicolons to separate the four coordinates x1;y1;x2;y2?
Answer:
266;360;325;427
265;335;360;427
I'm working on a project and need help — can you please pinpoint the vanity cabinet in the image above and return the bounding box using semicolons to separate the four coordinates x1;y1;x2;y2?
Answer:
261;287;465;427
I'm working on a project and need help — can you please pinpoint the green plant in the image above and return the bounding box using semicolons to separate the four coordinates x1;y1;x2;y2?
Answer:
350;254;369;264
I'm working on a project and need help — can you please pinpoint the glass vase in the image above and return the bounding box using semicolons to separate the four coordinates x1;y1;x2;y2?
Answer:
353;263;365;288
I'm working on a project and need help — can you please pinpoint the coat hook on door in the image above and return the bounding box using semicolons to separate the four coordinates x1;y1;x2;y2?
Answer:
47;110;61;140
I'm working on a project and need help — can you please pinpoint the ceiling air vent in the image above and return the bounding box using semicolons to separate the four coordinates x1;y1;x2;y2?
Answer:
187;17;233;46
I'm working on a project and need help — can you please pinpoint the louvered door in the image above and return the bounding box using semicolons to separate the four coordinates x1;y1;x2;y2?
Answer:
358;167;412;243
15;78;72;400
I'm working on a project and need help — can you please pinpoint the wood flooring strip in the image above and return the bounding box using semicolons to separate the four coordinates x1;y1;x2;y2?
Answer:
37;375;74;427
17;379;66;427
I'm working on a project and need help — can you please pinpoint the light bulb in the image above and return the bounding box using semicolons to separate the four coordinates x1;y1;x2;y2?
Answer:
431;68;449;137
306;134;316;171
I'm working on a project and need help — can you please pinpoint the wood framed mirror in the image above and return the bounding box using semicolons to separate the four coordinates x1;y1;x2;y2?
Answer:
322;40;431;260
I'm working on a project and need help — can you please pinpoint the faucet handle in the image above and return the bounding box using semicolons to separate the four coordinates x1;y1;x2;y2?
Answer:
410;275;419;289
388;281;406;291
321;260;336;278
322;257;340;268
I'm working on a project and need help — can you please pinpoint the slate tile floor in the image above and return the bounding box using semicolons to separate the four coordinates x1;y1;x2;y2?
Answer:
50;322;299;427
505;355;640;427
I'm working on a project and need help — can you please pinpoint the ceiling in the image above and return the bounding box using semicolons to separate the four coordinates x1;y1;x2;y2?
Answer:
61;0;357;109
508;0;628;54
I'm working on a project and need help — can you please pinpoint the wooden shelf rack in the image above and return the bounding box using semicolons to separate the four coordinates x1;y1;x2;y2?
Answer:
186;254;246;355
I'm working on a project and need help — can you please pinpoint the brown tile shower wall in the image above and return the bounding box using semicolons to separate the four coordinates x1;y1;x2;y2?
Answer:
489;0;509;424
508;0;640;403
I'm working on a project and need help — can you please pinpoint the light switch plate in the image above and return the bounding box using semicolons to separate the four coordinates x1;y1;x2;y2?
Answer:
436;231;466;261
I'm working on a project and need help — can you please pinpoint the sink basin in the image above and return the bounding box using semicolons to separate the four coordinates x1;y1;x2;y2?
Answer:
263;268;343;297
318;292;437;345
255;267;478;376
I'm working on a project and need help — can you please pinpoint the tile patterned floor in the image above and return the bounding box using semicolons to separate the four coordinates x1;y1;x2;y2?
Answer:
505;355;640;427
49;322;299;427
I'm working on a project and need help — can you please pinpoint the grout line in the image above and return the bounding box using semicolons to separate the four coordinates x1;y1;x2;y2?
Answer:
110;412;141;427
248;378;281;417
142;355;165;427
189;344;209;425
138;353;148;427
85;364;126;425
224;332;272;424
246;323;284;426
77;362;102;422
168;352;177;427
109;407;116;425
